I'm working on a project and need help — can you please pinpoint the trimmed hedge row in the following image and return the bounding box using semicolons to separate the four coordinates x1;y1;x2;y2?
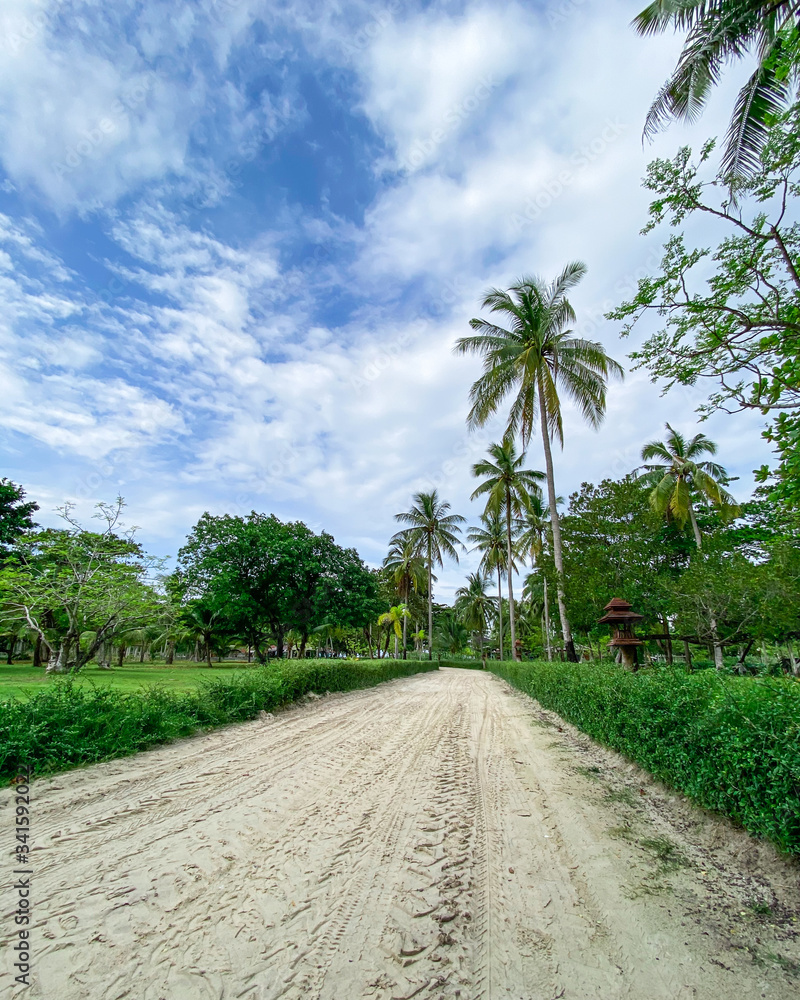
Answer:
0;659;438;781
490;660;800;855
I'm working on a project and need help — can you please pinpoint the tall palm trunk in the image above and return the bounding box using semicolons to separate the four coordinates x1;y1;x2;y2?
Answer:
427;536;433;661
402;612;408;660
688;500;724;669
543;576;552;661
504;492;518;661
539;380;577;662
496;565;504;661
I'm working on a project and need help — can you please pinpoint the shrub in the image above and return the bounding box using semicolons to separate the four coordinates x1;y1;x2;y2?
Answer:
0;659;438;781
491;660;800;855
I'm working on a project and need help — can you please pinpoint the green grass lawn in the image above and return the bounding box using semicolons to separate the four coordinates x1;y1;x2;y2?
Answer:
0;660;260;698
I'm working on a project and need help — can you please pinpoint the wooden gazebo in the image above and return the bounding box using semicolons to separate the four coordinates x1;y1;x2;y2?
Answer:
598;597;644;669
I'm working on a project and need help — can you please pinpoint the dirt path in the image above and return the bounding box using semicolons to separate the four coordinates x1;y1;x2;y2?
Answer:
2;668;798;1000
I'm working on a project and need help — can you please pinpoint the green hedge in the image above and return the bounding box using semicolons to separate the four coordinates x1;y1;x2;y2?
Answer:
0;659;437;781
491;660;800;855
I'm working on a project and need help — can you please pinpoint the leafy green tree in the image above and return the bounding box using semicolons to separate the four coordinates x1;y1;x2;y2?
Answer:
383;537;426;658
392;490;465;660
608;111;800;518
470;438;544;660
455;264;623;661
557;477;686;645
178;512;291;660
454;572;493;661
670;547;767;664
0;499;161;673
179;512;380;660
634;0;800;174
466;512;508;659
637;423;740;548
0;479;38;554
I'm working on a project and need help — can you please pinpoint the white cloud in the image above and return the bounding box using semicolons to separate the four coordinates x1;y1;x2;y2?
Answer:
0;0;778;605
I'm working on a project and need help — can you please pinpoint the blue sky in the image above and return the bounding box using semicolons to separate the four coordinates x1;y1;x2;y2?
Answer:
0;0;774;601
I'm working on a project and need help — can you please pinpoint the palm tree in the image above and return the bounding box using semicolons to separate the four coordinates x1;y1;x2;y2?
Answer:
637;423;740;548
516;493;561;661
454;571;494;663
182;600;222;669
470;438;544;661
634;1;800;176
435;613;470;655
467;512;509;659
383;537;426;659
637;422;740;670
378;604;410;659
455;263;623;661
393;490;465;660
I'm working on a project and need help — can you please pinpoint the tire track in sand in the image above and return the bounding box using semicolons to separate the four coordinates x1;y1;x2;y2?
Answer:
2;669;797;1000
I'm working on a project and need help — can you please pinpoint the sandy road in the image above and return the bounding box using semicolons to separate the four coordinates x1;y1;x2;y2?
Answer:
2;668;798;1000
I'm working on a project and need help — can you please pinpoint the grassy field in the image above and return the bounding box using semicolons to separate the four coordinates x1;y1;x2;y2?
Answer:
0;658;439;780
0;660;262;698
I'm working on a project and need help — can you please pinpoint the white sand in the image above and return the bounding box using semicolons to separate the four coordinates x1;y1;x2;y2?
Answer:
2;667;798;999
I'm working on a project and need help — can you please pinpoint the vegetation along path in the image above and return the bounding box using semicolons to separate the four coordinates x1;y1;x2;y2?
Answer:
4;668;798;1000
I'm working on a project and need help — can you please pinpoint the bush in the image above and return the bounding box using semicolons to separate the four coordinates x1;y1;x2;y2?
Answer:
0;659;438;781
491;660;800;855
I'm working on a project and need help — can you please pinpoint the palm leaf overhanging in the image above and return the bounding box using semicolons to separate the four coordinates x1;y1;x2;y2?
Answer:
634;0;800;175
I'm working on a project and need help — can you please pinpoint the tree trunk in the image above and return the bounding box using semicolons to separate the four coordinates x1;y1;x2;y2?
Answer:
139;643;146;663
117;644;126;667
788;639;799;677
402;611;408;660
539;383;577;661
682;639;693;671
736;638;755;674
33;634;42;669
543;576;552;661
687;502;703;549
166;639;175;665
427;536;433;661
661;614;673;665
496;565;504;661
206;637;212;669
505;493;518;661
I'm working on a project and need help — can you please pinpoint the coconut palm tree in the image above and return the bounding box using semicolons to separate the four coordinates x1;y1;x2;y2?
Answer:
470;438;544;661
634;0;800;176
455;263;623;661
467;512;509;659
636;423;740;548
434;613;470;655
454;571;494;663
383;537;426;659
393;490;465;660
378;604;410;658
